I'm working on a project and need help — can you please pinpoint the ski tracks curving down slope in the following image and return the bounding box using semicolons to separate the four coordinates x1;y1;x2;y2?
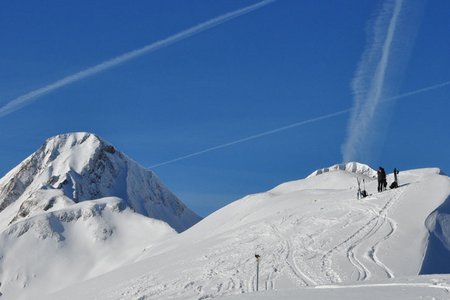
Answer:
347;188;404;281
320;186;405;283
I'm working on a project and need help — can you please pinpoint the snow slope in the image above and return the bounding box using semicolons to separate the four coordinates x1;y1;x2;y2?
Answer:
46;164;450;300
0;132;201;299
0;197;176;299
220;275;450;300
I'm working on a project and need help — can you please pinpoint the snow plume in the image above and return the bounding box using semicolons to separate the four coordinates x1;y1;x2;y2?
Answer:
0;0;275;119
342;0;420;162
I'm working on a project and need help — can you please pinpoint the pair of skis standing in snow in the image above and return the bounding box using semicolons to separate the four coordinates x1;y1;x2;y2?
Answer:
357;178;368;199
357;167;399;199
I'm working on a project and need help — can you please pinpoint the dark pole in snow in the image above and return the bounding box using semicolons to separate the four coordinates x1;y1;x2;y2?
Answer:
255;254;261;291
356;178;361;199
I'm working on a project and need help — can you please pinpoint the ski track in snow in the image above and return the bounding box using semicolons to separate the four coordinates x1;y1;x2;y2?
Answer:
2;134;449;300
75;187;410;299
321;186;405;283
360;187;405;279
58;171;445;300
269;223;315;286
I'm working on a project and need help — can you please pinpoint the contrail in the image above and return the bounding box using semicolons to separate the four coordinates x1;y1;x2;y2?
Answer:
150;80;450;168
342;0;405;162
150;109;352;168
0;0;275;118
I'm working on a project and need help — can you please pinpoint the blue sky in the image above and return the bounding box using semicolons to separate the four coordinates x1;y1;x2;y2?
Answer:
1;0;449;217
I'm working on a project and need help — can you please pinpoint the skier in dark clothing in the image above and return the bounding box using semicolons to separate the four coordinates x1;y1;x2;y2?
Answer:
377;167;386;192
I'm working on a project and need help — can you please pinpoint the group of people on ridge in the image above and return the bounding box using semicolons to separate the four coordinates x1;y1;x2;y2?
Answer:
377;167;399;192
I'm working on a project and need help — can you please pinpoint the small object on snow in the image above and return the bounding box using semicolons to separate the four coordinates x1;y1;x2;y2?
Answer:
362;179;368;198
357;178;368;199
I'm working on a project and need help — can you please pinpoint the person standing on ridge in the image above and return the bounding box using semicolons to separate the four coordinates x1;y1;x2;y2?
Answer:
377;167;386;192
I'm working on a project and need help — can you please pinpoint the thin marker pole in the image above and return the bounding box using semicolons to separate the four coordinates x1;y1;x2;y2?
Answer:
255;254;261;291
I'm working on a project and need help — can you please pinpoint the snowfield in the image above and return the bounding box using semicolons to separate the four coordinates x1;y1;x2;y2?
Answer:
0;197;176;299
46;164;450;300
0;133;449;299
220;275;450;300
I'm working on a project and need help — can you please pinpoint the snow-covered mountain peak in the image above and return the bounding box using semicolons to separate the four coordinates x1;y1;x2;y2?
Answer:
0;132;201;232
0;132;201;298
307;162;377;178
39;132;109;173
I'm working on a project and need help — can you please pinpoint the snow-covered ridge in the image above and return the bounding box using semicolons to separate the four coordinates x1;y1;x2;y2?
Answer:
0;132;201;232
307;162;377;178
267;162;377;195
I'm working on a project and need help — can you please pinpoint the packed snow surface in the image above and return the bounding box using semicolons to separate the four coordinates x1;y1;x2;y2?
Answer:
44;164;450;300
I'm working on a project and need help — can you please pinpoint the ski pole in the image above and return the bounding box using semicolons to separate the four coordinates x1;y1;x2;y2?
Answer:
255;254;261;291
